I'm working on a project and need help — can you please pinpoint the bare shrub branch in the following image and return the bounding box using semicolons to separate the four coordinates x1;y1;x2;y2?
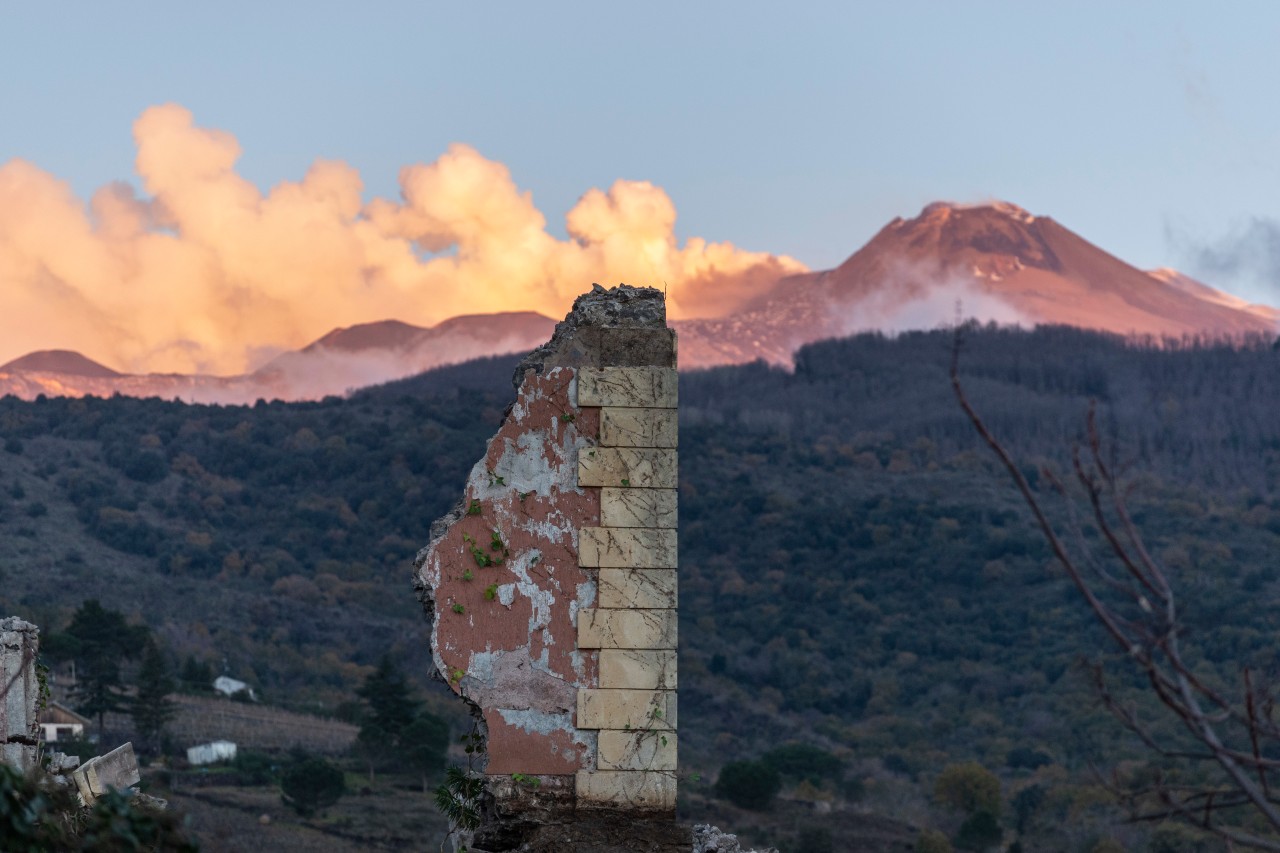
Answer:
950;325;1280;848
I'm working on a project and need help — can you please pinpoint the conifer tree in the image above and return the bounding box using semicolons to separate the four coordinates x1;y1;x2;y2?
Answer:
352;655;448;784
61;599;149;741
354;655;419;780
356;654;418;736
132;638;177;755
401;712;450;792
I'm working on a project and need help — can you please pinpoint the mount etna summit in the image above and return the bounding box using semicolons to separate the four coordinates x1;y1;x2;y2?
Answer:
675;201;1277;366
2;202;1273;404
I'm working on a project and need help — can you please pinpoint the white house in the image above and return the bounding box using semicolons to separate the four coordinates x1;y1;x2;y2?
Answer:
213;675;255;701
37;701;90;743
186;740;237;766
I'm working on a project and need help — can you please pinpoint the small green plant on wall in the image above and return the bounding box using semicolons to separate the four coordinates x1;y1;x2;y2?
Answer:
511;772;541;789
462;530;508;567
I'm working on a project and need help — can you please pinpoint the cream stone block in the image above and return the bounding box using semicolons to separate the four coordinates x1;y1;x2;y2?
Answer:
600;407;678;448
599;569;677;610
601;488;677;529
578;609;677;650
577;367;678;409
577;688;677;730
597;730;678;771
575;770;677;809
579;527;677;568
578;447;677;489
599;649;677;690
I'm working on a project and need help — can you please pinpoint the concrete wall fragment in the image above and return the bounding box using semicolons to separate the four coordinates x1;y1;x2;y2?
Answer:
414;284;678;821
72;741;141;804
0;617;41;771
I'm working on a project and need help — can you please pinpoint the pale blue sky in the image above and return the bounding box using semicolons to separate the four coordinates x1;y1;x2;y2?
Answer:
4;1;1280;300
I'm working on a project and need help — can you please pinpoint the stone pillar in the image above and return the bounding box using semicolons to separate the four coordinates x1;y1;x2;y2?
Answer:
0;617;41;771
415;284;678;828
575;367;678;808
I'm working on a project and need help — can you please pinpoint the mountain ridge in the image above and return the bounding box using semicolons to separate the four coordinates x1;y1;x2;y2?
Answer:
0;312;557;405
3;201;1275;403
0;349;123;378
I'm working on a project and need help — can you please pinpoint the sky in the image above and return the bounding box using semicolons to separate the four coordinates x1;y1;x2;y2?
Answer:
3;2;1280;371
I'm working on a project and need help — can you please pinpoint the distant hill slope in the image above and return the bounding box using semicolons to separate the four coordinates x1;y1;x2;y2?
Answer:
0;349;121;377
290;312;554;357
1147;266;1280;323
0;313;555;404
4;327;1280;847
249;311;555;401
301;319;433;354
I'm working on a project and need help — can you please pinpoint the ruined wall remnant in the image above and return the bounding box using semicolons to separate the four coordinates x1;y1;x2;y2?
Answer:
2;619;144;812
415;283;678;825
1;617;41;771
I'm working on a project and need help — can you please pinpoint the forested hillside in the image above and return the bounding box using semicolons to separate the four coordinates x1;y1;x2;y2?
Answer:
3;325;1280;848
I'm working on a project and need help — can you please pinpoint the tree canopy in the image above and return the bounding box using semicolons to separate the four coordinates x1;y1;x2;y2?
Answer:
54;599;150;738
131;638;177;755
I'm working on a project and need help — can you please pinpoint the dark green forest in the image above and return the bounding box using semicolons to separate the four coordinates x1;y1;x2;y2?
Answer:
3;325;1280;850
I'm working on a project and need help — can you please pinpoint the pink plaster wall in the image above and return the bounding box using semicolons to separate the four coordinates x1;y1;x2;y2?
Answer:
419;368;602;775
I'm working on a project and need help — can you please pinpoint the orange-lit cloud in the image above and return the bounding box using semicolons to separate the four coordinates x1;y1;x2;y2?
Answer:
0;104;805;375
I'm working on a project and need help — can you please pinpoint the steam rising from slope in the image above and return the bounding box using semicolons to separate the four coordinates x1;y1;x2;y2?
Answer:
0;104;804;374
822;261;1029;343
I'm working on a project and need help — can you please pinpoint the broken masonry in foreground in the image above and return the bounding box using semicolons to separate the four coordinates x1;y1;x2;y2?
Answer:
1;617;143;805
415;283;683;849
1;617;41;771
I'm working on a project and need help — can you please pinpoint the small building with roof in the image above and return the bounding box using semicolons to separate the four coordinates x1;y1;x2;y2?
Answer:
37;701;91;743
213;675;255;701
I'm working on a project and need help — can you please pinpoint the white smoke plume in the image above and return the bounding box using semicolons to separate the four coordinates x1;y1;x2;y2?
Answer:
832;261;1029;337
0;104;805;374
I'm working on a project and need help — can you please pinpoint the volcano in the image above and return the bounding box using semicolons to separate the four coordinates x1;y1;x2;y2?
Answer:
675;201;1279;366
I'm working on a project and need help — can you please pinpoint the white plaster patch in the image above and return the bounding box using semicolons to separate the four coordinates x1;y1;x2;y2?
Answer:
497;584;516;607
508;550;555;638
466;458;502;501
570;650;591;683
417;551;442;588
569;579;598;641
493;431;565;496
496;708;575;737
508;390;529;424
519;512;575;546
466;649;501;684
573;580;597;619
488;374;585;496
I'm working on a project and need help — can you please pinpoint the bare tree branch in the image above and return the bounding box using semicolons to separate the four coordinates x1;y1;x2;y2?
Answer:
950;325;1280;848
